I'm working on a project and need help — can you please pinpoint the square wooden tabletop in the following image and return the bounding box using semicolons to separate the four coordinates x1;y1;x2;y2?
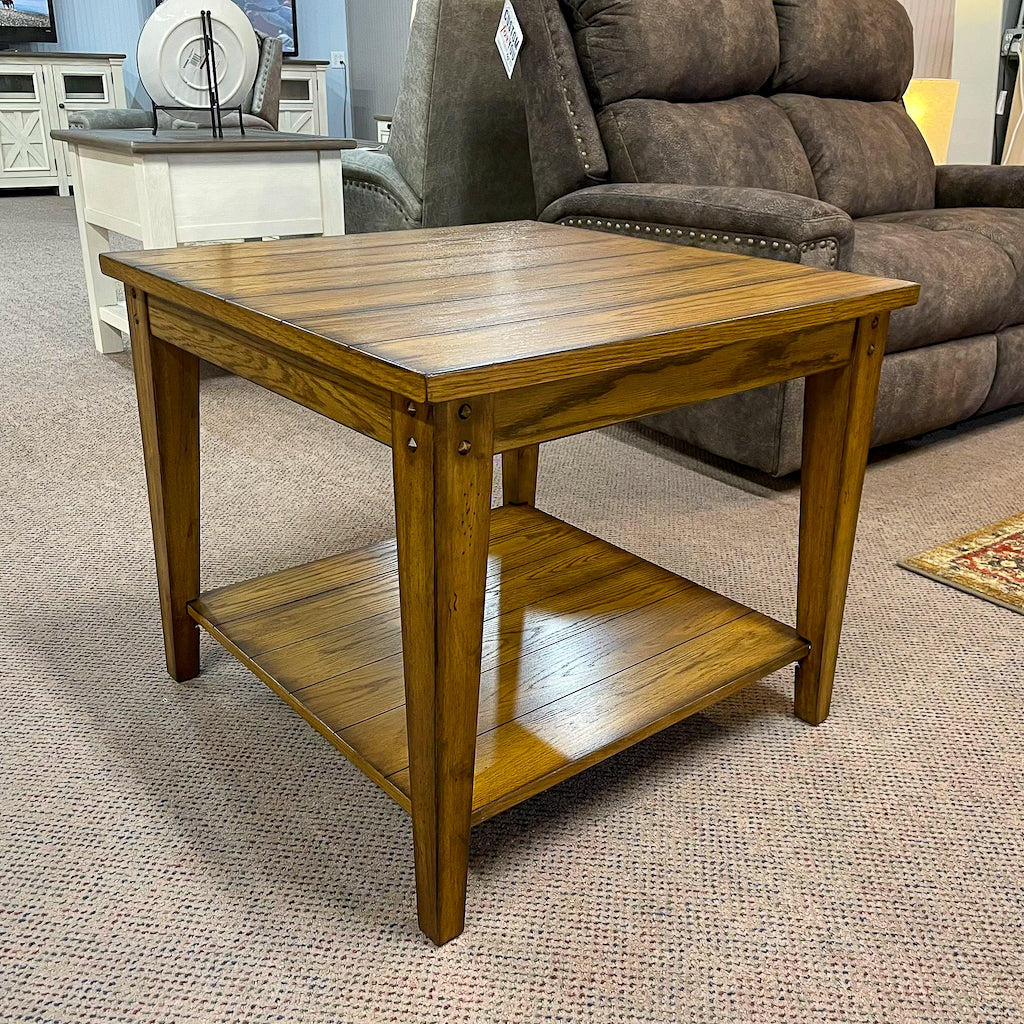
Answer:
101;221;919;402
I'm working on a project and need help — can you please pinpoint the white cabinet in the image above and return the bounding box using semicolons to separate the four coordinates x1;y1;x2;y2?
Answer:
279;60;329;135
0;64;58;188
0;53;126;196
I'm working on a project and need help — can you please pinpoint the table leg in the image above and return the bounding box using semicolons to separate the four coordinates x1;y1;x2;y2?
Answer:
127;288;201;683
318;150;346;236
392;395;494;945
69;149;123;353
136;156;179;249
795;313;888;724
501;444;540;506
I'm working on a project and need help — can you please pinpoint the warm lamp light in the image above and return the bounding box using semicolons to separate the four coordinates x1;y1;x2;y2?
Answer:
904;78;961;164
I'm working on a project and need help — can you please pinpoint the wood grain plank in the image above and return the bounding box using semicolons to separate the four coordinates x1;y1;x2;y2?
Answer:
221;574;402;657
175;242;734;306
192;539;398;624
360;275;920;400
187;602;412;816
473;586;751;735
106;266;432;400
107;219;623;270
391;614;807;822
271;554;689;701
187;508;529;626
492;321;856;451
252;514;603;691
191;506;589;650
343;585;751;779
297;258;820;347
215;520;604;659
148;297;392;445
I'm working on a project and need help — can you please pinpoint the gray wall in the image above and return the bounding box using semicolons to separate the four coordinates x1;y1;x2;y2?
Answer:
345;0;412;140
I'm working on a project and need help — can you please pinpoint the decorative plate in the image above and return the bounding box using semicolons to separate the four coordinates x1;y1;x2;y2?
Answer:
138;0;259;111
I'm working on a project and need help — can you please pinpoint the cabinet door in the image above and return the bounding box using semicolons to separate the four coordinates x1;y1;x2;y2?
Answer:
0;65;57;182
52;64;116;129
280;71;315;135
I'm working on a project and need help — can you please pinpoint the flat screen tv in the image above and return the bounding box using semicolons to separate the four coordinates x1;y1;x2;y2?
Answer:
237;1;298;59
0;0;58;47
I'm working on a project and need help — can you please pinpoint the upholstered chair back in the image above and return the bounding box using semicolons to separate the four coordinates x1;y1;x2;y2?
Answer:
518;0;935;219
248;32;283;130
388;0;536;226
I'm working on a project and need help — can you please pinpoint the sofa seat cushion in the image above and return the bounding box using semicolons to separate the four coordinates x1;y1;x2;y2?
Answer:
979;324;1024;413
599;96;817;196
774;96;935;217
853;208;1024;353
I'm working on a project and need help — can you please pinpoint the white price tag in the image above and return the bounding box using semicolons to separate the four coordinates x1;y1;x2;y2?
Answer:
495;0;524;80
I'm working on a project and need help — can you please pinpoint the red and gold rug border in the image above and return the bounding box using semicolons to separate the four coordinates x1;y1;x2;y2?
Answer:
899;512;1024;615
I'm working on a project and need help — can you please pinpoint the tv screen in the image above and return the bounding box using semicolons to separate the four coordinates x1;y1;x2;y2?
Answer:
236;1;298;59
0;0;58;46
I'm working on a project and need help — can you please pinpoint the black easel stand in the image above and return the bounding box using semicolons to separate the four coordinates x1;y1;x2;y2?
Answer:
151;10;245;138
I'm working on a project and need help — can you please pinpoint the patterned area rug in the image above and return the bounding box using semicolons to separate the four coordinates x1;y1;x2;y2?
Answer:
900;512;1024;614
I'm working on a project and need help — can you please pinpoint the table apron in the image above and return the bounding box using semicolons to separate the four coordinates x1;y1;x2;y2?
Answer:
144;293;859;454
492;319;857;452
147;294;392;445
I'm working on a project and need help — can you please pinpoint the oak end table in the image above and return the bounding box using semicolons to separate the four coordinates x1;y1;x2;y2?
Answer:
53;128;355;354
101;222;918;945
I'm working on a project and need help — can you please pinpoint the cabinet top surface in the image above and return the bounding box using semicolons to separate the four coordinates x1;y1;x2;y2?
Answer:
0;52;126;61
100;221;919;401
51;128;356;154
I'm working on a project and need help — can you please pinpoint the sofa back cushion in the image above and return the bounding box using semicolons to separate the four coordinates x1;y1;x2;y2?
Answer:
563;0;779;106
600;96;818;197
539;0;934;218
774;96;935;217
772;0;915;101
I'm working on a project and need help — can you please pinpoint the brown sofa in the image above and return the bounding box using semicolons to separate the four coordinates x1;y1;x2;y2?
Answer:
515;0;1024;474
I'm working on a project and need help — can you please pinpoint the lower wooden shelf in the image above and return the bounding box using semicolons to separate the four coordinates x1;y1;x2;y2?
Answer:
189;505;808;824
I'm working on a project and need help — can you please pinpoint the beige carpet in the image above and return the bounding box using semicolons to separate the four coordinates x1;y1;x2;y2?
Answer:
2;195;1022;1024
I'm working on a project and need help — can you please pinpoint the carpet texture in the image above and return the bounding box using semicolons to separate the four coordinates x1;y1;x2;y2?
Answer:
1;195;1023;1024
900;512;1024;615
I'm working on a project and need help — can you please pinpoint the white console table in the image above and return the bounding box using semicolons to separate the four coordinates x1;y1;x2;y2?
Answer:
0;52;126;196
51;128;354;354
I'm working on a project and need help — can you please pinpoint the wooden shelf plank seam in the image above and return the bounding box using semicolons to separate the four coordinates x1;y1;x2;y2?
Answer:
188;506;808;825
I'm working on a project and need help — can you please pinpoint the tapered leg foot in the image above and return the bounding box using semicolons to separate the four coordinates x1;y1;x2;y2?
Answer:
796;314;888;724
128;288;201;682
392;395;494;944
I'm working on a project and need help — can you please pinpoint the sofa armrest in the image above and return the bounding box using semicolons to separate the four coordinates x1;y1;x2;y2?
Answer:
935;164;1024;208
540;183;855;269
340;148;423;234
67;108;155;130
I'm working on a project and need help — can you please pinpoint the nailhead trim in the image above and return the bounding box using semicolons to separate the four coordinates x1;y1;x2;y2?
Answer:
344;179;418;227
551;6;593;174
799;237;840;267
559;218;841;267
